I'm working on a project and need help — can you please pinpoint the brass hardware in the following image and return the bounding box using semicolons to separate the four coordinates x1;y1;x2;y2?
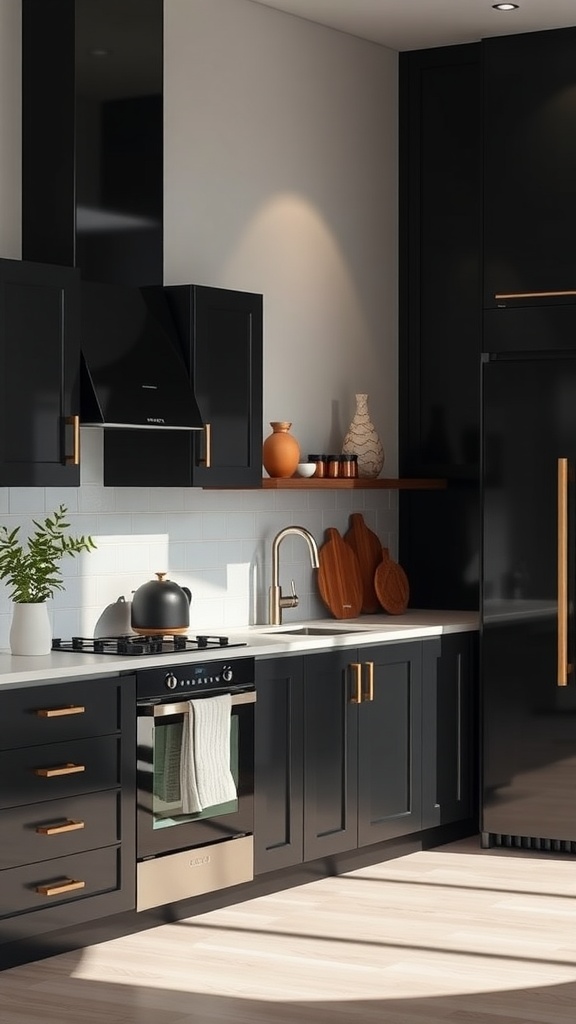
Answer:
34;763;86;778
363;661;375;702
36;820;85;836
198;422;212;468
495;290;576;300
557;458;572;686
35;705;86;718
65;414;80;466
36;879;86;897
350;662;362;703
145;691;256;717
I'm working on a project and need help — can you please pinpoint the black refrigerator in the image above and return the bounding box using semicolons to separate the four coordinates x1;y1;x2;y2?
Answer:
481;309;576;851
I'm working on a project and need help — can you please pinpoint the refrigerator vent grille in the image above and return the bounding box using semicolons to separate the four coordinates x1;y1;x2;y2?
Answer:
489;833;576;854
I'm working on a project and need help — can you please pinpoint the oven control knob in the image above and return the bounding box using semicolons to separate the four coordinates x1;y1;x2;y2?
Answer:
165;673;178;691
222;666;233;683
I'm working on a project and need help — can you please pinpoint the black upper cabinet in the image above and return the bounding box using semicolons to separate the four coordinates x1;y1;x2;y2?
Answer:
0;259;80;487
400;44;482;480
103;285;263;488
166;285;263;489
483;28;576;308
399;44;482;610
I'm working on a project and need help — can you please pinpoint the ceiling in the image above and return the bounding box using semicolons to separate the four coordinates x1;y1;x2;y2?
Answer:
250;0;576;52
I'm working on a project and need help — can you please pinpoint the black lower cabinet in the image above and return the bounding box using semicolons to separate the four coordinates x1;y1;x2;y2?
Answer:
421;633;476;829
254;636;476;876
0;674;136;956
254;656;304;874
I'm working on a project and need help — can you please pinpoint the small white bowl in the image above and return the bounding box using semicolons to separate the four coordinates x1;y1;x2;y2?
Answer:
296;462;316;478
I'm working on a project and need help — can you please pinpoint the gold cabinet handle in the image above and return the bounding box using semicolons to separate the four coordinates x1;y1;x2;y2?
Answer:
36;820;85;836
495;290;576;300
35;705;85;718
363;661;375;702
65;414;80;466
558;458;572;686
36;879;86;897
34;763;86;778
198;422;211;468
349;662;362;703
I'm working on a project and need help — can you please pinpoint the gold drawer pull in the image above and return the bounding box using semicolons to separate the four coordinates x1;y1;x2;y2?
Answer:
349;662;362;703
65;414;80;466
35;705;86;718
36;879;86;897
34;763;86;778
36;819;85;836
363;661;375;702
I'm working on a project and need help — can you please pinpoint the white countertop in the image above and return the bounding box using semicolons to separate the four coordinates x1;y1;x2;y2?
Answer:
0;610;478;689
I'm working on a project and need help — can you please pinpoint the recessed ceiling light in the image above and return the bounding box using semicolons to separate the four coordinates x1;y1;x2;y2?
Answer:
492;3;519;10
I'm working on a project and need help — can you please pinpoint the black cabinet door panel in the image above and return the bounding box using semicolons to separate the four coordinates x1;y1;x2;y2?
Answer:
254;657;304;873
303;651;358;860
0;677;121;750
484;28;576;306
357;643;422;845
0;736;120;809
0;258;79;486
0;790;121;870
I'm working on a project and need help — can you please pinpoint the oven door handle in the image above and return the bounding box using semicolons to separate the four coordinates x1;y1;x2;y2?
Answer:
142;691;256;717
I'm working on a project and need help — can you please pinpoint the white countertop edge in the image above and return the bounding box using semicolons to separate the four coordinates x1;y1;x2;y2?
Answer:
0;610;478;688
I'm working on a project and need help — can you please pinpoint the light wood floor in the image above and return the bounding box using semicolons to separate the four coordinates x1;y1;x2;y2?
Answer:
2;836;576;1023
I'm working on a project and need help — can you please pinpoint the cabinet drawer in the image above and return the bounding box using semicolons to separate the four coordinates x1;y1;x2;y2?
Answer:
0;677;121;749
0;735;120;809
0;846;120;918
0;790;121;869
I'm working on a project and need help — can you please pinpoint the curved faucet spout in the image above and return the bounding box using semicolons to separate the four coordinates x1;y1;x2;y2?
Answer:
268;525;320;625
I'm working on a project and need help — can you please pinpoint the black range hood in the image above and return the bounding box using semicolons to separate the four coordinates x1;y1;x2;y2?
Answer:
22;0;203;431
80;281;204;430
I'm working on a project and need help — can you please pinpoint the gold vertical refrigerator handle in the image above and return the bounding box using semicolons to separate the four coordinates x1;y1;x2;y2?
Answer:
65;414;80;466
363;661;375;702
557;458;572;686
36;879;85;897
198;422;211;467
349;663;362;703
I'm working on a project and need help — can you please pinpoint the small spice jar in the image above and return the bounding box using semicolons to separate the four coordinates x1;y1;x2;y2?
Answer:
308;454;326;479
326;454;341;479
340;453;358;478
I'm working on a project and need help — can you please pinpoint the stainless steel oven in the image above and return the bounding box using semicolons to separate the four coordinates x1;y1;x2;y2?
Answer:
136;656;255;911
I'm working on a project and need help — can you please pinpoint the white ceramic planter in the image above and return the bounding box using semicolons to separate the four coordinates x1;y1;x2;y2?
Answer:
9;602;52;656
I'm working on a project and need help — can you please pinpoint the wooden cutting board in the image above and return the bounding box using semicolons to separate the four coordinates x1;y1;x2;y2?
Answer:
317;527;363;619
343;512;382;614
374;548;410;614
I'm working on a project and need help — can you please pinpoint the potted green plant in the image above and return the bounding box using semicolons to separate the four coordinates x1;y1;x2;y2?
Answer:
0;505;96;656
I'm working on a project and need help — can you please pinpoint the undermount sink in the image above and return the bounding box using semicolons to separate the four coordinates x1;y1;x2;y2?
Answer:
267;626;370;636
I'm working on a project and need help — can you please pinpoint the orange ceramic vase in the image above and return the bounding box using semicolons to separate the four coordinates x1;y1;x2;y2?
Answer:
262;421;300;478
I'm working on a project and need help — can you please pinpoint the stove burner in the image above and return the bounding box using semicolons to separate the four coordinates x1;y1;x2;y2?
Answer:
52;634;246;656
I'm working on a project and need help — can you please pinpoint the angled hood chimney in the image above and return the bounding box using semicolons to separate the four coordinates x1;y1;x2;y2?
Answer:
21;0;203;431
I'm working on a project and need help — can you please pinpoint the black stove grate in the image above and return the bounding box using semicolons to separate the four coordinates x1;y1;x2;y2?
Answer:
52;635;247;656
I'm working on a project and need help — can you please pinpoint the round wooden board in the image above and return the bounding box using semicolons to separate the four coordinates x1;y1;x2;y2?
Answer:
374;548;410;614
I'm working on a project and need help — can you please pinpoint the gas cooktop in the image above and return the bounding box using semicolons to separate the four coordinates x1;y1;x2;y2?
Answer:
52;635;248;656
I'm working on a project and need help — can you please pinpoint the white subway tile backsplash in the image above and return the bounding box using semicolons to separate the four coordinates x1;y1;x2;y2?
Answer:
0;480;397;648
9;489;46;514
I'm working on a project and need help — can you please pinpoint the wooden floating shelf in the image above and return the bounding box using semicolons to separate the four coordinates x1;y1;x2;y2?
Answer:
262;477;447;490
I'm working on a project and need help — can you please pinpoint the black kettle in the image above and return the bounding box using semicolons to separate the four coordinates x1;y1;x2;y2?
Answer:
131;573;192;635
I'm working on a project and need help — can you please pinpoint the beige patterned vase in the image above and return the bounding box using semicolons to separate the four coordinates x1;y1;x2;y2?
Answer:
342;394;384;479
